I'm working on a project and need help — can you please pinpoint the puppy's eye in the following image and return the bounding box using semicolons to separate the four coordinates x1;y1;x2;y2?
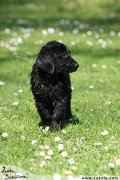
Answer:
62;53;67;57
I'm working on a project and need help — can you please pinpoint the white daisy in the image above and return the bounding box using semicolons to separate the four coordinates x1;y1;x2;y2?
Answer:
101;41;107;48
40;161;47;168
47;28;55;34
86;40;93;46
30;167;33;171
58;144;64;151
86;31;92;36
111;135;115;140
115;159;120;166
92;64;97;68
80;136;86;143
44;156;51;160
13;101;19;106
4;28;11;34
104;146;109;151
102;65;107;69
0;80;4;86
61;151;68;157
101;130;109;136
2;132;8;138
72;29;78;34
68;158;75;165
55;136;61;142
98;39;103;44
39;151;45;157
44;145;50;149
18;89;23;93
110;31;115;37
31;140;38;145
108;163;115;168
73;147;77;153
89;85;94;89
61;130;66;134
42;29;48;36
47;149;53;156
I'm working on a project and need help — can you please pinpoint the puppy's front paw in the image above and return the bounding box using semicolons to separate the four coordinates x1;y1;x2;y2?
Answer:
50;121;61;131
69;117;74;122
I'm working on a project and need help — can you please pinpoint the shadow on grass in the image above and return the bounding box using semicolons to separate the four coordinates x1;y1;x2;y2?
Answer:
61;115;80;130
0;16;120;32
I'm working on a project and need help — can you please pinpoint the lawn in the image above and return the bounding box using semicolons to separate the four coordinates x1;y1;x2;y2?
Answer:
0;0;120;178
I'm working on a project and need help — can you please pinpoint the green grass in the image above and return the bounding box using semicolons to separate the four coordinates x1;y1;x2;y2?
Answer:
0;0;120;177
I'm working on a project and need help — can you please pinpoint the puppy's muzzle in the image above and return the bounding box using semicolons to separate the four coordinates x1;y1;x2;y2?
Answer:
70;60;79;72
74;62;79;69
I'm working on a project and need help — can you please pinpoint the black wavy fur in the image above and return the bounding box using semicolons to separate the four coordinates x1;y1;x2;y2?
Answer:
31;41;79;131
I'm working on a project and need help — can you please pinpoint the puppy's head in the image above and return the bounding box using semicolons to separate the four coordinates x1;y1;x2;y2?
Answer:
37;41;79;74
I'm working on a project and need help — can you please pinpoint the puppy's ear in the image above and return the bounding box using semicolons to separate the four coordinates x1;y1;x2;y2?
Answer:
37;47;55;74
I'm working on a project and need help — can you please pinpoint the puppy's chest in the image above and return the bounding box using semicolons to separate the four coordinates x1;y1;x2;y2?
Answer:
41;81;71;98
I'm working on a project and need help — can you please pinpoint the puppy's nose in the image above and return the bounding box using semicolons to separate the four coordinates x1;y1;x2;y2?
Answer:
74;63;79;69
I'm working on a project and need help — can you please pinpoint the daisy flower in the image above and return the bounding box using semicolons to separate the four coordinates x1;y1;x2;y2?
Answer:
39;151;45;157
89;85;94;89
101;130;109;136
61;151;68;158
61;130;66;134
44;156;51;160
102;65;107;69
55;136;61;142
58;144;64;151
47;149;53;156
40;161;47;168
0;80;4;86
104;146;109;151
92;64;97;68
2;132;8;138
31;140;38;145
13;101;19;106
68;158;75;165
44;145;50;149
18;89;23;93
80;136;86;143
115;159;120;166
108;163;115;168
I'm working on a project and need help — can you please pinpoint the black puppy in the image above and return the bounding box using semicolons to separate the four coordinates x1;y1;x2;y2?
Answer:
31;41;79;131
